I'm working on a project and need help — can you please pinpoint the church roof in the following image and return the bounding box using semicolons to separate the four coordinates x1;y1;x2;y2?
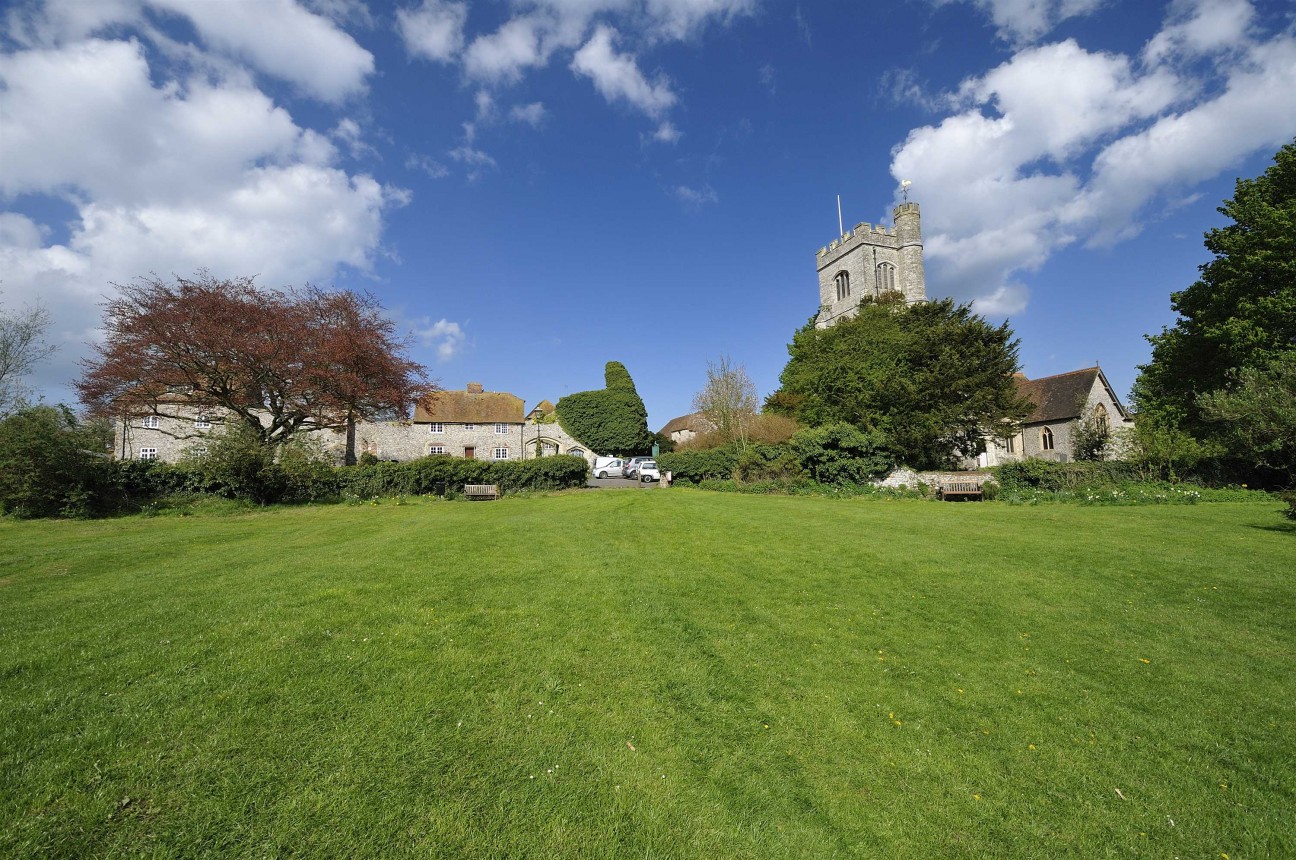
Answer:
415;386;524;424
1015;367;1125;424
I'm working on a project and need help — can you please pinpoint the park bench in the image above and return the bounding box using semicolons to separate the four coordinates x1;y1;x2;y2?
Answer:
464;484;499;501
939;480;984;501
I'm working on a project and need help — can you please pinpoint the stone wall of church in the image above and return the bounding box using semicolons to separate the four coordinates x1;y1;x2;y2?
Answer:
815;203;926;328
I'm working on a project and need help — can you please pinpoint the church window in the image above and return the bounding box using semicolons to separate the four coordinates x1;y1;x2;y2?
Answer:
834;271;850;301
1093;403;1109;433
1005;434;1015;453
877;262;896;293
1041;426;1055;451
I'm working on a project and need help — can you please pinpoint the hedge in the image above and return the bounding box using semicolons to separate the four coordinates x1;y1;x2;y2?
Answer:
994;459;1151;492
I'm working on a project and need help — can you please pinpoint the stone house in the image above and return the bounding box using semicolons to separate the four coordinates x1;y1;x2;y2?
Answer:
113;382;598;466
978;367;1133;466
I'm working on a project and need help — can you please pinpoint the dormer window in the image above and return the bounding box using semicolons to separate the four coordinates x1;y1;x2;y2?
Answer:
428;422;444;434
834;271;850;301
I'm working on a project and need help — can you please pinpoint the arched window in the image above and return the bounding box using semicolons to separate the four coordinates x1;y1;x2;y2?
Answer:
1041;426;1055;451
834;271;850;301
568;447;585;458
877;262;896;294
1093;403;1109;434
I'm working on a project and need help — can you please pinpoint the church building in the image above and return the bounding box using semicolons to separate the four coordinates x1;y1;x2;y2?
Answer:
814;202;926;328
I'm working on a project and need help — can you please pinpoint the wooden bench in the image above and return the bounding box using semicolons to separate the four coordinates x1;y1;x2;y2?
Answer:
464;484;499;501
939;480;984;501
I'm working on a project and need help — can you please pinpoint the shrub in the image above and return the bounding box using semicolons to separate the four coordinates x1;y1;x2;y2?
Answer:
789;423;894;484
0;405;103;518
995;459;1146;492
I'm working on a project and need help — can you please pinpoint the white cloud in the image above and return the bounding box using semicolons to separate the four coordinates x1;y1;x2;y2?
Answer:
652;120;682;143
416;318;466;361
673;184;718;205
331;117;376;159
464;14;553;85
572;26;676;118
958;0;1105;45
406;153;451;178
1144;0;1255;65
889;0;1296;315
148;0;374;102
510;102;548;126
397;0;468;63
0;21;403;403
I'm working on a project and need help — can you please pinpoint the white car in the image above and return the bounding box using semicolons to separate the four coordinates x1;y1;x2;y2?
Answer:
622;456;655;478
591;457;624;479
636;460;661;482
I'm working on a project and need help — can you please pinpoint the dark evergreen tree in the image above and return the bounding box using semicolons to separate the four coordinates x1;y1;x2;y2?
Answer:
555;361;651;455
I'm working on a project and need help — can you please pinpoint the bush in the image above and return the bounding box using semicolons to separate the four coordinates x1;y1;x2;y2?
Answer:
994;459;1146;492
658;446;742;483
0;405;103;518
790;423;894;484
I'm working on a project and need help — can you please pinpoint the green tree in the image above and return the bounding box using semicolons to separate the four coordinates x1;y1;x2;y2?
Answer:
768;298;1031;469
1198;352;1296;488
0;294;57;416
1134;139;1296;438
555;361;651;455
0;405;102;517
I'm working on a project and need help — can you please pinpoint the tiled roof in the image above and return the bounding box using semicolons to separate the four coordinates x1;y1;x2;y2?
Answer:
1016;368;1101;424
415;388;524;423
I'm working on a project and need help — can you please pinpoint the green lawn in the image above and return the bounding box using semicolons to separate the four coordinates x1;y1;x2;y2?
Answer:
2;491;1293;859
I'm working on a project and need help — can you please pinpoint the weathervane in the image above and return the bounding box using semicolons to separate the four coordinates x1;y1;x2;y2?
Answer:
901;179;912;202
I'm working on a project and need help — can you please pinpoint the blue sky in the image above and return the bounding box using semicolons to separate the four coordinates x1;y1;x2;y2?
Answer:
2;0;1294;432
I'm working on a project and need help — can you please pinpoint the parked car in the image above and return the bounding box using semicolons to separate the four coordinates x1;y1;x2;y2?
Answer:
636;460;660;482
621;456;654;478
592;457;624;479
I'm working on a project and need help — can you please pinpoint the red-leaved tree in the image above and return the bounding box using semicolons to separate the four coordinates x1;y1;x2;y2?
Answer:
77;273;434;461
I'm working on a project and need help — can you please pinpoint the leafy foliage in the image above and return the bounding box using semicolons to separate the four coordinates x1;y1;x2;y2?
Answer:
1134;139;1296;441
769;298;1031;469
77;272;433;454
0;296;57;417
555;361;651;455
1197;351;1296;487
0;406;105;517
1069;411;1111;461
789;423;894;484
659;425;892;487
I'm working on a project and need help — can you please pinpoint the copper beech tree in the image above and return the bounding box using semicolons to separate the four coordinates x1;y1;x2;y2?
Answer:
77;273;434;462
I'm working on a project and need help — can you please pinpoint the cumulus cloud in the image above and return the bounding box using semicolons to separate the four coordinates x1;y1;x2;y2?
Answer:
956;0;1105;45
889;0;1296;315
0;5;402;403
416;318;466;361
509;101;547;126
397;0;468;63
464;14;555;85
572;26;676;118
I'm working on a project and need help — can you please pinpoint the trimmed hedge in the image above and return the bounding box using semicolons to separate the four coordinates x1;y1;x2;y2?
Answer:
994;459;1152;492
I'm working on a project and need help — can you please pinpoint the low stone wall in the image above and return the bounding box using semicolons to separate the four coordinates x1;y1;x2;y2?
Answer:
876;468;995;491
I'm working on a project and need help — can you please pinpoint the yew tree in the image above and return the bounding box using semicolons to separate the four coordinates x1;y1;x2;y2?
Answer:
77;273;433;456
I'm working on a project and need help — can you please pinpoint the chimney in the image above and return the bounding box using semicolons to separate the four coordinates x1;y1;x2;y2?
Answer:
466;382;483;394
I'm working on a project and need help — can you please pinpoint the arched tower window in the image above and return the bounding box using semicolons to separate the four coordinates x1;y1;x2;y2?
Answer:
877;262;896;294
1040;426;1055;451
1093;403;1109;434
834;271;850;301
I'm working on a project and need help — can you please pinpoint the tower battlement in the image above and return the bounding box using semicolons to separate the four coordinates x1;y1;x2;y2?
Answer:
813;198;926;328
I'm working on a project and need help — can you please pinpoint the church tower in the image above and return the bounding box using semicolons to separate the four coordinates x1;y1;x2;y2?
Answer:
814;202;927;328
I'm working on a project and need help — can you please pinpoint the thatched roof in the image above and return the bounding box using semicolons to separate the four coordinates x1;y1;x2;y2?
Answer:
415;385;524;423
659;412;712;436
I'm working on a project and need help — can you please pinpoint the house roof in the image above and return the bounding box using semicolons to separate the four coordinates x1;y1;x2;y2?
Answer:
414;386;524;423
531;399;555;414
659;412;712;436
1016;367;1127;424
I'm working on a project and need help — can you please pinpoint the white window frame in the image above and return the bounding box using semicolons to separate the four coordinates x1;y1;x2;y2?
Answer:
492;447;509;460
428;444;446;455
142;415;160;429
139;448;158;460
428;422;444;434
464;423;475;430
194;416;211;430
494;423;508;434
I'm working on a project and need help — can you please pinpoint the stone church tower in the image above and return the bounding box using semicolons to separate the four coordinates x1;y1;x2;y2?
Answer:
814;202;926;328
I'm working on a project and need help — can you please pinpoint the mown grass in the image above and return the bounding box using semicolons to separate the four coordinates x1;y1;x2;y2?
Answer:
1;490;1292;859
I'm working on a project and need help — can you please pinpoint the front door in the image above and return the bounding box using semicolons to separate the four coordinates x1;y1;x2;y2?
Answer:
464;446;475;460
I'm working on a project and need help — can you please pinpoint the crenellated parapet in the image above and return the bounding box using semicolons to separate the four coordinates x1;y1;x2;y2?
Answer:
813;199;926;328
